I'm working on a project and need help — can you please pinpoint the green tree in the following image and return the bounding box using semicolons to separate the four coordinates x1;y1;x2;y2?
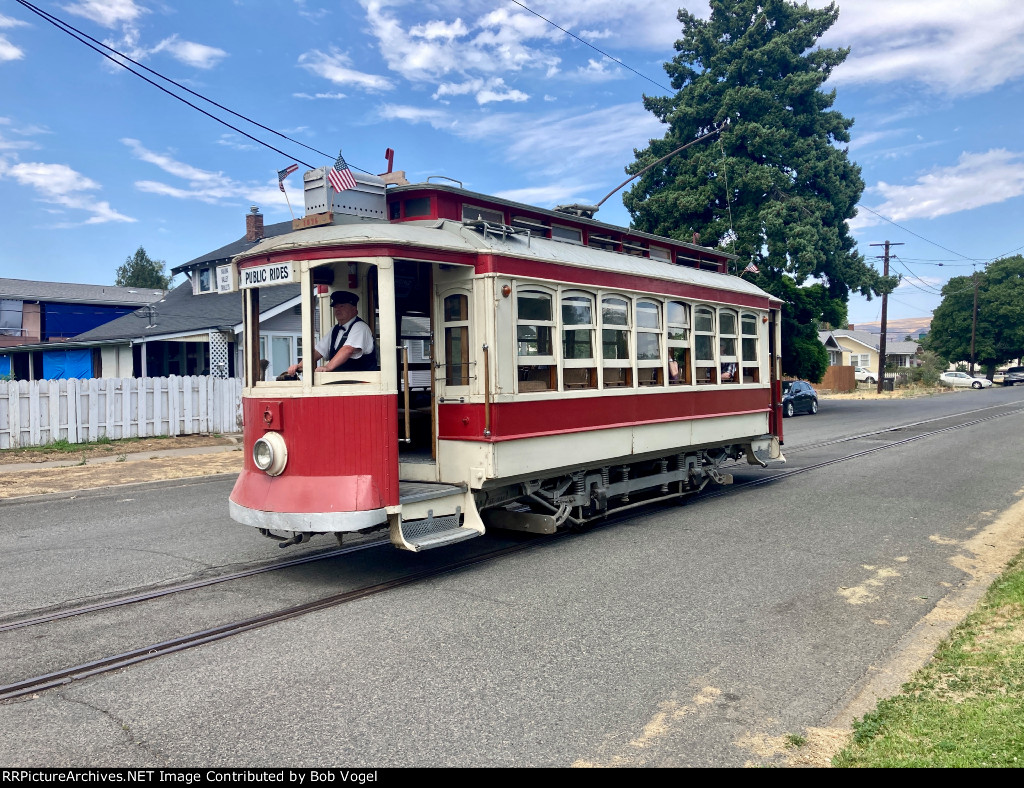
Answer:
115;246;171;289
925;256;1024;377
623;0;895;381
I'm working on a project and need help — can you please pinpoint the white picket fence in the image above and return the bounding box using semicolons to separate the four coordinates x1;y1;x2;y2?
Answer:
0;376;243;449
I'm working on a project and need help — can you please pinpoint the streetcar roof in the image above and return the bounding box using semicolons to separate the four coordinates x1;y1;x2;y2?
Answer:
234;218;778;303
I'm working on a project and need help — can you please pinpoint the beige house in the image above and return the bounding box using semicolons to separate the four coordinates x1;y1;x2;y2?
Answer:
818;329;920;374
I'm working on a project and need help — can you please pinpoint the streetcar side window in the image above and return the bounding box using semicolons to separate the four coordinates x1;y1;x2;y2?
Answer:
741;312;760;383
560;291;597;390
443;293;470;387
516;288;556;391
667;301;691;386
694;306;717;385
636;299;663;387
719;309;738;383
601;295;632;388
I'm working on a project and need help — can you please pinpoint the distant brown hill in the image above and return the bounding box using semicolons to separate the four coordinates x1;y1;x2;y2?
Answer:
850;317;931;338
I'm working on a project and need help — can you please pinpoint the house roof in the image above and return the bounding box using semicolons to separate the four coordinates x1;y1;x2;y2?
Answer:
71;281;300;342
821;329;920;356
171;220;294;274
0;277;166;306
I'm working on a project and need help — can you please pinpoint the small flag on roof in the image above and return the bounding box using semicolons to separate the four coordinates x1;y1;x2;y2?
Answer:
278;163;299;192
744;261;759;274
327;150;357;193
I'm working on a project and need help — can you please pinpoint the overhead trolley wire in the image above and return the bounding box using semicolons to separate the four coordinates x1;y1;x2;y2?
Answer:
507;0;673;95
11;0;372;174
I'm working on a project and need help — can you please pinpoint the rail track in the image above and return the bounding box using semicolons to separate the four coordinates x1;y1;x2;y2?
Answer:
3;401;1022;702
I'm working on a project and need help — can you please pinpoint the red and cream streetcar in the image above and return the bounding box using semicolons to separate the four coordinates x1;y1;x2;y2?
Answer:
227;167;785;551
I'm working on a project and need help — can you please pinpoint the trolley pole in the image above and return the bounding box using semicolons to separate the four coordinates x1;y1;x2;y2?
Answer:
869;241;903;394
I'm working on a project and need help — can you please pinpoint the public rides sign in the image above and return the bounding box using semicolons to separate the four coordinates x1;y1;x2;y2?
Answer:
239;261;298;289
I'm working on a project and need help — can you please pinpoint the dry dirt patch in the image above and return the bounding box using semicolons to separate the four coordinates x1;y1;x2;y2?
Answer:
0;435;243;499
0;434;236;465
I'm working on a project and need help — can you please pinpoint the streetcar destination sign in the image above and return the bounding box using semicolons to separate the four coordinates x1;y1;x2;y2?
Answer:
240;262;296;288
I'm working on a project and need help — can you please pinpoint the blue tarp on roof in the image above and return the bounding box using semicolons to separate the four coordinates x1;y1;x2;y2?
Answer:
43;302;135;340
42;348;93;379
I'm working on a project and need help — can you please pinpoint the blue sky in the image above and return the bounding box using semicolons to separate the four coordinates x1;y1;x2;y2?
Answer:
1;0;1022;326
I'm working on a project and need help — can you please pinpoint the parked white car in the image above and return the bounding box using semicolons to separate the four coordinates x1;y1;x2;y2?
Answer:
939;371;992;389
854;366;876;384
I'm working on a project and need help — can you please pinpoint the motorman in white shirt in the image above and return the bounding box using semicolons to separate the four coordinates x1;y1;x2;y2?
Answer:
285;290;376;375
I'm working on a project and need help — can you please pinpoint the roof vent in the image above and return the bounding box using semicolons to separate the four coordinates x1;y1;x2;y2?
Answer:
303;168;386;221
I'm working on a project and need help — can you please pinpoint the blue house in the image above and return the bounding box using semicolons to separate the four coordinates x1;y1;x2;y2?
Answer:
0;279;166;380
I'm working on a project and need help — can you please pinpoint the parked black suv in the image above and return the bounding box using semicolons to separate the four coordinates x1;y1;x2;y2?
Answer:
1002;367;1024;386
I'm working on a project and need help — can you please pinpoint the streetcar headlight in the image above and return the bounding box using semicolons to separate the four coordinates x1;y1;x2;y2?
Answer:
252;432;287;476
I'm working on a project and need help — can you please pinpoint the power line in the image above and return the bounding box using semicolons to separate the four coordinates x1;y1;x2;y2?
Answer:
507;0;673;94
11;0;374;174
856;204;982;264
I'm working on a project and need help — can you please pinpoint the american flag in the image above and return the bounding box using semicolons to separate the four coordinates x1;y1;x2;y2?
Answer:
327;150;357;193
277;163;298;192
744;262;759;274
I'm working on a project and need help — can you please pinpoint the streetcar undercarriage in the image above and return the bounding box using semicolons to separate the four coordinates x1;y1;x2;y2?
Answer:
255;436;781;548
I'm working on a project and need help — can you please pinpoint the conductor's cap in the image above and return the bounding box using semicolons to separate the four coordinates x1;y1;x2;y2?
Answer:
330;290;359;307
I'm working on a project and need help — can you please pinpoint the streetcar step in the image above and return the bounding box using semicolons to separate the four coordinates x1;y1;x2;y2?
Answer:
390;488;485;552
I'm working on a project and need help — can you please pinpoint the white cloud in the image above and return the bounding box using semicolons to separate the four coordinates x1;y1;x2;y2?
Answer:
122;138;290;206
378;98;663;180
0;13;28;28
376;104;454;129
476;80;529;105
362;0;561;84
0;159;135;224
62;0;144;28
434;77;528;104
0;35;23;61
293;92;348;100
573;58;623;82
216;134;257;152
457;102;664;177
297;49;395;92
496;181;605;207
853;149;1024;229
409;18;469;40
151;36;228;69
825;0;1024;95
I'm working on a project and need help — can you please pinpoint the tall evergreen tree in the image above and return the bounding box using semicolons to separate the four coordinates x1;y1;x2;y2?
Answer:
623;0;893;380
115;246;171;289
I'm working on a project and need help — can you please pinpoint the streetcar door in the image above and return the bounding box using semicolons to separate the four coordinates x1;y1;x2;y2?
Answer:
394;260;435;463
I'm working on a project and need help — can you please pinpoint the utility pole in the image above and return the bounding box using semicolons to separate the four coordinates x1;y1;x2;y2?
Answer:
869;241;903;394
970;268;978;376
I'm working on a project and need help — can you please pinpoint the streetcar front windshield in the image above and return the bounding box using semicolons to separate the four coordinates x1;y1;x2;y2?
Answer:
244;258;390;391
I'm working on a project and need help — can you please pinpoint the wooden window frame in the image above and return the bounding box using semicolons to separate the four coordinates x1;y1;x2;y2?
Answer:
694;305;717;385
515;286;557;393
635;299;663;387
441;290;471;388
600;294;632;388
560;290;597;390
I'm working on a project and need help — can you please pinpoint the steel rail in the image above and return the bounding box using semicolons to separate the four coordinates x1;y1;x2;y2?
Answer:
0;539;385;633
3;401;1021;701
0;537;554;702
778;402;1024;457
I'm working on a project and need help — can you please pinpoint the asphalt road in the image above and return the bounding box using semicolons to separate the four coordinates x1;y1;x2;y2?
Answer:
2;385;1023;767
